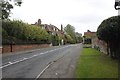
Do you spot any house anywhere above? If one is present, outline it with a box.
[33,19,65,45]
[84,30,96,38]
[83,30,96,44]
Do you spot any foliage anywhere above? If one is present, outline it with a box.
[1,0,22,20]
[64,34,74,44]
[97,16,120,59]
[64,24,82,44]
[75,32,82,43]
[51,34,60,46]
[2,20,51,45]
[64,24,76,43]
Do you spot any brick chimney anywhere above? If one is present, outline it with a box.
[38,19,41,26]
[61,24,63,31]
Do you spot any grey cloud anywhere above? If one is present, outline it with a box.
[62,14,104,24]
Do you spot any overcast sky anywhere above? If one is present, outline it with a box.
[11,0,118,35]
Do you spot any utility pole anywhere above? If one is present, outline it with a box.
[115,0,120,15]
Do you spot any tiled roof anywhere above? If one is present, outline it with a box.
[84,31,96,38]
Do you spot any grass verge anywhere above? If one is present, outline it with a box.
[75,48,118,78]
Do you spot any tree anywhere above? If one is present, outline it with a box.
[2,20,51,44]
[97,16,120,59]
[64,24,76,43]
[75,32,82,43]
[51,34,60,46]
[1,0,22,20]
[64,34,73,44]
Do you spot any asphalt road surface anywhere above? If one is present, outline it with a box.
[1,44,83,79]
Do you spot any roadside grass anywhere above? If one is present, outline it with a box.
[75,48,118,78]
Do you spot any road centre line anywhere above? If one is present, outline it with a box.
[1,46,70,69]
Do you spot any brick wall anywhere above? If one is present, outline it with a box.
[2,44,50,53]
[92,37,107,54]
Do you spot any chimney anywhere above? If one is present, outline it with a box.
[38,19,41,26]
[61,24,63,31]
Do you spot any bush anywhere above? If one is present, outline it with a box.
[51,35,60,46]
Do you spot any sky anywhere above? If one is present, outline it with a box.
[10,0,118,35]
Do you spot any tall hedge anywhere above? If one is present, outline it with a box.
[2,20,51,45]
[97,16,120,59]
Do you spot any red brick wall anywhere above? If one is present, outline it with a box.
[2,44,50,53]
[92,37,107,54]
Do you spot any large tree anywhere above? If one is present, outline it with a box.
[1,0,22,20]
[64,24,76,43]
[97,16,120,59]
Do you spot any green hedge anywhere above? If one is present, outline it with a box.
[2,20,51,45]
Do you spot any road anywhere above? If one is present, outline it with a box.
[1,44,83,79]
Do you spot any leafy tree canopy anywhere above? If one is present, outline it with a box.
[64,24,76,42]
[97,16,120,59]
[1,0,22,20]
[97,16,120,43]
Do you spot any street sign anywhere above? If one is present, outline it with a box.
[14,0,22,6]
[115,0,120,10]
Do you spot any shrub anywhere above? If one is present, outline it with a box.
[51,34,60,46]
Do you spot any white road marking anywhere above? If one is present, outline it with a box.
[49,50,54,52]
[0,63,11,69]
[40,53,44,54]
[8,62,13,64]
[44,51,48,53]
[23,58,28,60]
[35,52,67,79]
[1,45,71,69]
[35,63,52,80]
[33,55,37,57]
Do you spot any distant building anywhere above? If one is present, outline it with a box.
[83,30,96,44]
[84,30,96,38]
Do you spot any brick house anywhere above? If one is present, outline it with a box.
[83,30,96,44]
[84,30,96,38]
[33,19,65,45]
